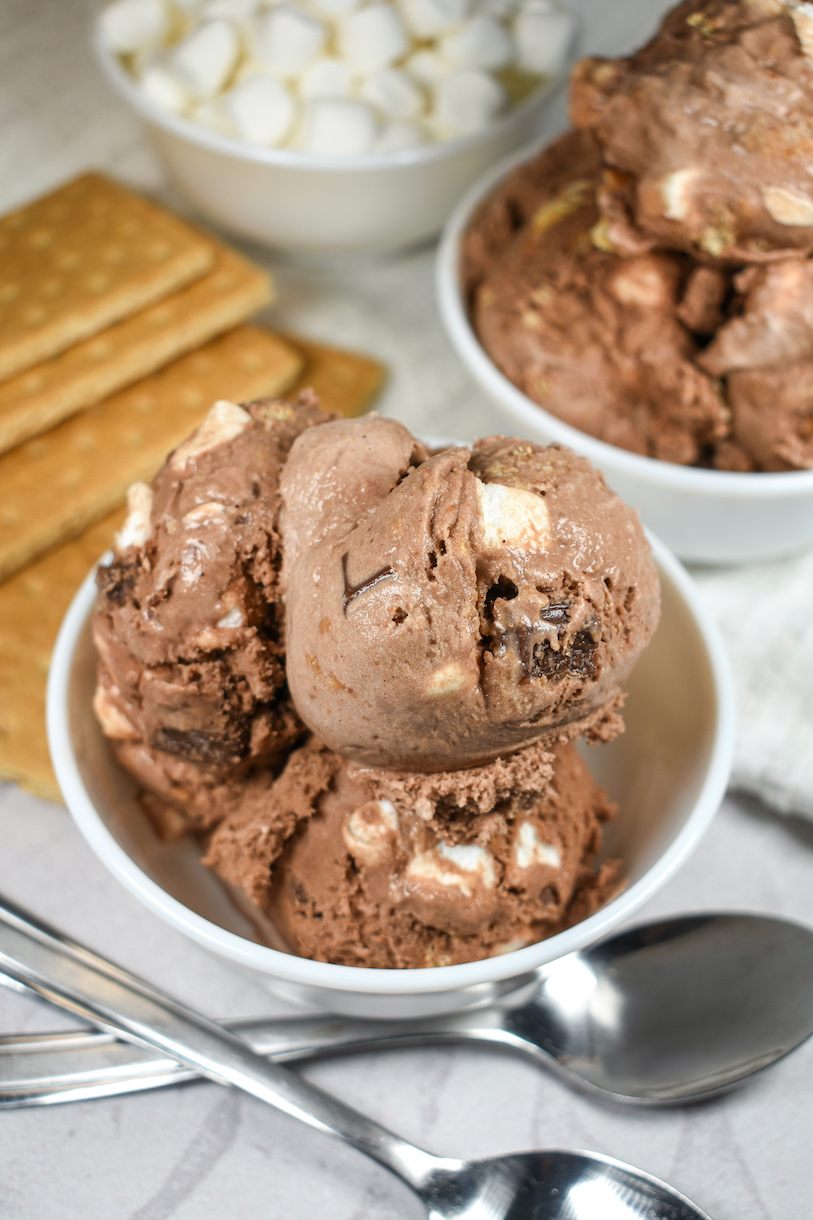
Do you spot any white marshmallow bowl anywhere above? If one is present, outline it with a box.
[48,530,735,1019]
[92,14,577,257]
[437,143,813,566]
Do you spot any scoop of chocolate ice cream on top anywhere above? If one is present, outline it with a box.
[570,0,813,262]
[93,392,328,798]
[281,415,660,773]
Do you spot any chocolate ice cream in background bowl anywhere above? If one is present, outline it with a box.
[92,0,578,257]
[437,0,813,565]
[47,395,734,1017]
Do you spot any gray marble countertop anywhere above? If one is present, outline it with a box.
[1,2,812,1217]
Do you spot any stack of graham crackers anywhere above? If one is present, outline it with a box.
[0,172,384,803]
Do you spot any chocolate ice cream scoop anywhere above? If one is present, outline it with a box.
[465,131,728,465]
[205,737,619,969]
[570,0,813,262]
[92,392,328,807]
[280,415,659,772]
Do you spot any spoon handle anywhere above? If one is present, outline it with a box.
[0,1008,491,1108]
[0,893,445,1192]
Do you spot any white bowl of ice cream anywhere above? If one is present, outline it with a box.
[46,406,734,1019]
[92,0,577,256]
[436,139,813,567]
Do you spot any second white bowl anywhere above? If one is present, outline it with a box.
[93,26,574,257]
[436,143,813,566]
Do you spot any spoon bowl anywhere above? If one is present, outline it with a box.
[418,1149,710,1219]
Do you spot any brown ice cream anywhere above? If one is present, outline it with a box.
[571,0,813,263]
[465,131,727,465]
[92,392,328,833]
[281,415,659,772]
[206,737,619,968]
[463,0,813,472]
[93,398,658,967]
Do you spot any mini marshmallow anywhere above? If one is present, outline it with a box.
[434,68,504,134]
[191,95,236,132]
[300,97,379,153]
[203,0,261,20]
[172,19,241,98]
[404,48,454,86]
[440,15,514,71]
[223,74,297,143]
[339,4,409,76]
[299,56,353,99]
[139,62,191,113]
[399,0,470,38]
[480,0,519,18]
[476,480,550,549]
[171,400,251,470]
[374,120,426,151]
[115,482,153,550]
[360,67,425,120]
[99,0,170,54]
[513,0,573,75]
[253,5,327,78]
[309,0,363,17]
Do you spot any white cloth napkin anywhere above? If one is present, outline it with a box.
[692,547,813,821]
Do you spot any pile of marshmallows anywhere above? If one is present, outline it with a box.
[100,0,573,155]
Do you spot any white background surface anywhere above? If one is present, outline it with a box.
[0,2,812,1217]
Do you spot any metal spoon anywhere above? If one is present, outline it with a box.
[0,893,711,1220]
[1,912,811,1109]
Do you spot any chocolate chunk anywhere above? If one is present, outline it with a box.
[153,726,244,766]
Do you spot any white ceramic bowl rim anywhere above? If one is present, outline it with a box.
[436,139,813,498]
[47,531,736,996]
[92,22,573,175]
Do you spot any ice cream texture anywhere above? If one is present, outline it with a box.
[464,0,813,471]
[281,414,659,770]
[93,392,327,831]
[93,399,659,965]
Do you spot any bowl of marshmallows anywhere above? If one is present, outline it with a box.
[94,0,576,254]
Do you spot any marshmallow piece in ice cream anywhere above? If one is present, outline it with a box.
[171,20,241,98]
[300,98,379,154]
[338,3,409,76]
[360,68,425,120]
[100,0,170,54]
[253,5,327,79]
[223,75,297,144]
[115,482,154,551]
[440,15,514,71]
[513,0,574,75]
[399,0,471,38]
[280,415,660,771]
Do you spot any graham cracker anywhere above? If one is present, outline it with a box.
[0,172,216,382]
[0,325,303,582]
[0,242,273,455]
[286,334,385,418]
[0,511,125,802]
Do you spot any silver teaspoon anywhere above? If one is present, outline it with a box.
[1,912,811,1109]
[0,893,710,1220]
